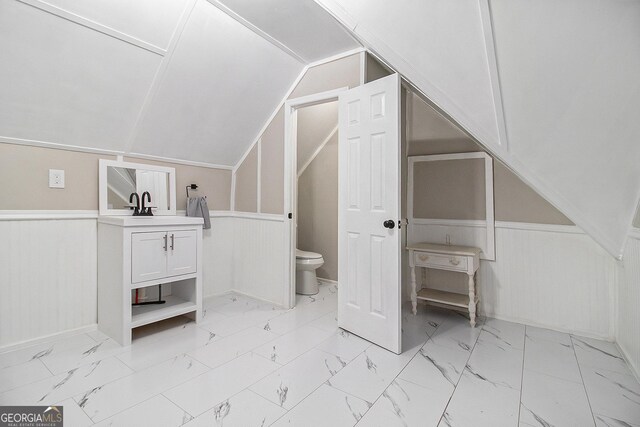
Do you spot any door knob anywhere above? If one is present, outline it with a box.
[383,219,395,229]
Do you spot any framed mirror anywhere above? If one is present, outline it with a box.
[99,159,176,216]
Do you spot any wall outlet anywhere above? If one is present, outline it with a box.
[49,169,65,188]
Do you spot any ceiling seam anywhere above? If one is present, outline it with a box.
[315,0,628,258]
[206,0,307,64]
[298,124,338,178]
[17,0,166,55]
[231,64,310,175]
[231,47,365,175]
[478,0,509,150]
[122,0,197,156]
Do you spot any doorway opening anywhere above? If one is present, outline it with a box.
[283,88,346,309]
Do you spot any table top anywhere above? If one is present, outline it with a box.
[406,242,482,257]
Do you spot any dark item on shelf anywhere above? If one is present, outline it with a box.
[132,284,166,306]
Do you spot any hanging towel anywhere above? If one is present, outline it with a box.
[187,196,211,229]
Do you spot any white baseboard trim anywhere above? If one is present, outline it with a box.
[203,289,286,310]
[228,289,286,309]
[202,290,234,301]
[616,342,640,384]
[318,278,338,286]
[0,324,98,354]
[480,310,613,342]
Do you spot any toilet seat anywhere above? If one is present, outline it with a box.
[296,249,323,260]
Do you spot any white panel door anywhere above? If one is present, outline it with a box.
[131,232,167,284]
[167,230,197,277]
[338,73,402,354]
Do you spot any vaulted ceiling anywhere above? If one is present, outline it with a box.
[315,0,640,258]
[1,0,639,258]
[0,0,358,166]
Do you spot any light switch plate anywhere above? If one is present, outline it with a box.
[49,169,65,188]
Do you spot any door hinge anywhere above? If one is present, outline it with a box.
[288,212,293,219]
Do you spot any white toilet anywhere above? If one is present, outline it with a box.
[296,249,324,295]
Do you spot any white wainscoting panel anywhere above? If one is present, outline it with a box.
[481,226,615,339]
[617,236,640,379]
[0,219,98,349]
[202,217,234,297]
[230,217,285,306]
[412,223,616,339]
[0,214,282,349]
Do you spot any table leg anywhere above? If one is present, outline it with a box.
[468,273,476,327]
[410,266,417,315]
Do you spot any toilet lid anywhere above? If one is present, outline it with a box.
[296,249,323,259]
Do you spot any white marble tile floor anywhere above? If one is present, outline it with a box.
[1,282,638,426]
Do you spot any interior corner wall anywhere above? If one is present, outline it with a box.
[234,144,258,213]
[297,132,339,281]
[616,235,640,380]
[260,107,285,215]
[365,52,392,83]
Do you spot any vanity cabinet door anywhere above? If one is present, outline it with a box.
[131,232,168,283]
[166,230,197,278]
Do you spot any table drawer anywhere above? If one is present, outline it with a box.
[414,252,467,271]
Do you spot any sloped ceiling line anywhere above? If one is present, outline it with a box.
[298,124,338,178]
[231,47,364,174]
[232,65,310,174]
[18,0,167,55]
[314,0,501,151]
[206,0,306,64]
[478,0,509,151]
[123,0,197,155]
[3,0,234,170]
[313,0,639,258]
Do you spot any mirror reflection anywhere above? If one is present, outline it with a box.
[106,167,170,211]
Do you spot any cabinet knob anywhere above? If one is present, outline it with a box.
[449,257,460,266]
[418,254,429,261]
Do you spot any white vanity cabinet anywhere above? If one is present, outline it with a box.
[98,216,204,345]
[131,230,197,283]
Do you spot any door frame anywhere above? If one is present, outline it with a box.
[282,87,348,309]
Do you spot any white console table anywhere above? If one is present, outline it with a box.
[407,242,481,327]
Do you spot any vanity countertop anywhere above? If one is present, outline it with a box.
[98,215,204,227]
